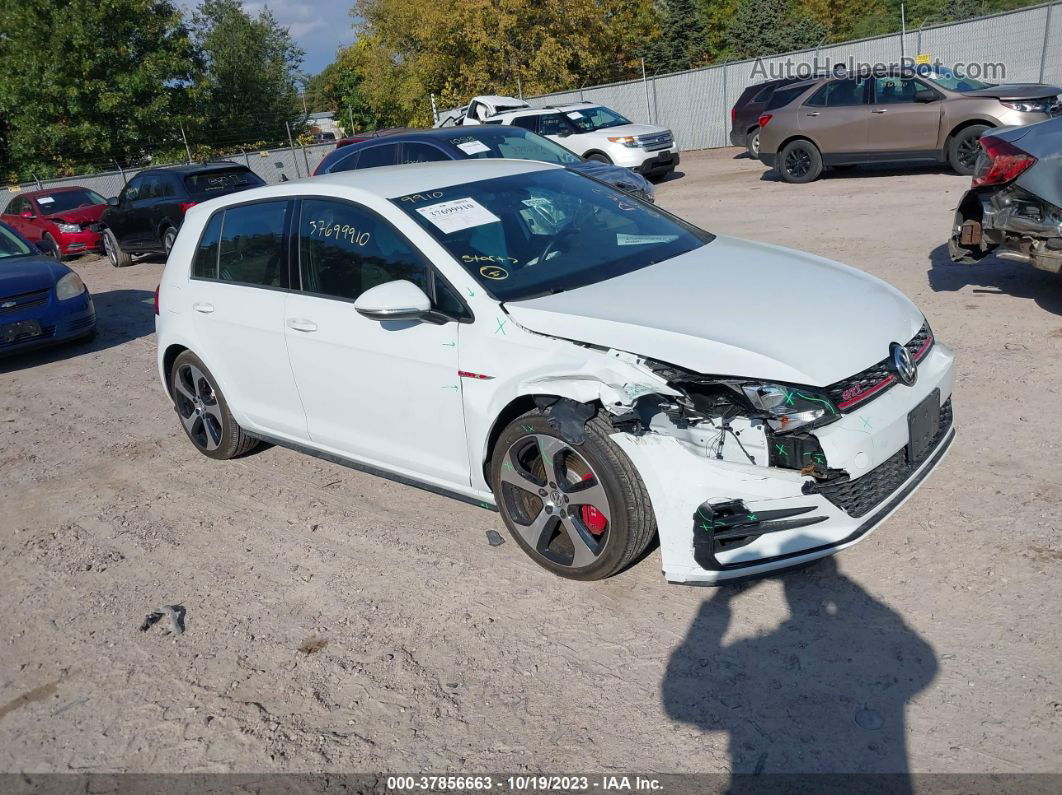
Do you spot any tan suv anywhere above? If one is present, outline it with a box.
[757,66,1062,183]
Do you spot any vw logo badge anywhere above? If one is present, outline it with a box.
[891,342,917,386]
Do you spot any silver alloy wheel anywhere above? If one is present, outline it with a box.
[163,228,176,255]
[173,363,224,451]
[103,231,116,265]
[750,131,760,156]
[498,433,612,568]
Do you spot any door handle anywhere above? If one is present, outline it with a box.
[286,318,318,332]
[872,109,888,114]
[192,302,214,314]
[805,112,820,117]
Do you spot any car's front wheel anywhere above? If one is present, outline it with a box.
[102,229,132,268]
[778,139,823,183]
[490,409,656,580]
[948,125,989,176]
[170,351,259,460]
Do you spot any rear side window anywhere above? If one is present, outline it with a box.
[327,151,360,173]
[183,168,264,199]
[356,144,398,169]
[192,212,224,279]
[510,116,540,133]
[752,83,778,103]
[766,84,812,110]
[192,200,290,288]
[805,78,869,107]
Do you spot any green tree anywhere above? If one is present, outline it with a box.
[0,0,200,180]
[645,0,709,73]
[190,0,306,148]
[724,0,828,60]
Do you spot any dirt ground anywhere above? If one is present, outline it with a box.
[1,148,1060,777]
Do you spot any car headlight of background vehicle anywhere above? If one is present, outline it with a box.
[741,383,839,433]
[607,135,640,148]
[56,222,81,234]
[1001,99,1051,113]
[55,272,86,300]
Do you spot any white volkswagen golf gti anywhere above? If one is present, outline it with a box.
[155,160,955,584]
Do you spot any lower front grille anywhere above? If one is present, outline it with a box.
[811,398,953,518]
[0,324,55,348]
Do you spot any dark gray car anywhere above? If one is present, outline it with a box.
[949,115,1062,274]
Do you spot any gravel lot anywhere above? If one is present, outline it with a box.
[1,148,1060,777]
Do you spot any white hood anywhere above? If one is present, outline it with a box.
[596,123,669,137]
[504,236,923,386]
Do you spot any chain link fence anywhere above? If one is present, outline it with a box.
[527,1,1062,152]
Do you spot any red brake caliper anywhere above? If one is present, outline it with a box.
[579,473,607,535]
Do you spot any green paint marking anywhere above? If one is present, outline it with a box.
[442,384,458,390]
[746,512,758,522]
[442,341,456,347]
[813,454,826,465]
[495,317,507,335]
[467,289,476,298]
[861,416,873,431]
[774,443,787,457]
[503,458,515,471]
[522,424,534,432]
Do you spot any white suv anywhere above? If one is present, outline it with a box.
[155,159,954,584]
[491,103,679,179]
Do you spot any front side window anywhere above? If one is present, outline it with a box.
[401,143,450,164]
[121,176,145,203]
[873,77,926,104]
[208,200,291,287]
[394,169,711,302]
[298,198,429,301]
[565,106,631,132]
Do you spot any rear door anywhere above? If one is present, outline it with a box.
[283,196,470,486]
[866,77,943,154]
[184,199,308,440]
[800,77,872,157]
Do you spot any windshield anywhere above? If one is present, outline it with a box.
[921,67,994,92]
[0,223,33,259]
[393,169,711,302]
[565,105,632,132]
[447,128,581,165]
[183,168,265,199]
[34,189,106,214]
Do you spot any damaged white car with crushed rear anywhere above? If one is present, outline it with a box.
[155,160,955,584]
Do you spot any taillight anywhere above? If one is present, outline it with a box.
[154,284,160,315]
[758,113,772,128]
[972,135,1036,187]
[731,107,737,122]
[179,201,197,213]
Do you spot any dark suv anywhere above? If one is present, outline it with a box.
[730,78,806,158]
[99,162,264,267]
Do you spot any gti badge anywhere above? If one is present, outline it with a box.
[891,342,917,386]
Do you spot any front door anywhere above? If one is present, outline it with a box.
[184,198,308,440]
[283,197,470,488]
[867,77,943,154]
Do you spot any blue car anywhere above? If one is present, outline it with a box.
[311,126,656,202]
[0,220,96,356]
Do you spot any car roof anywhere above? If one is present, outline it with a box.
[138,161,249,176]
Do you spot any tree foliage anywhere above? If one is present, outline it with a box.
[645,0,709,73]
[0,0,200,179]
[190,0,305,147]
[724,0,828,61]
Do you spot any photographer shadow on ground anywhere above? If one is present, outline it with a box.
[662,556,937,786]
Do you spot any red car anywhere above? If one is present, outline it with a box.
[1,186,109,259]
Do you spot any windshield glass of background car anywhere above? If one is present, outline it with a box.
[923,67,994,91]
[566,106,631,132]
[183,168,265,199]
[393,169,712,302]
[0,224,33,259]
[447,129,581,165]
[34,189,106,214]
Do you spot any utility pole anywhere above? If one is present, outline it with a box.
[348,107,355,135]
[900,2,907,61]
[642,58,652,125]
[285,121,300,179]
[179,122,193,163]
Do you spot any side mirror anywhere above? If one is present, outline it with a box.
[355,280,433,323]
[107,196,120,206]
[914,89,938,103]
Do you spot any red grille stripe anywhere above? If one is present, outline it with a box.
[837,374,896,410]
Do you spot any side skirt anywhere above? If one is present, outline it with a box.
[247,431,498,512]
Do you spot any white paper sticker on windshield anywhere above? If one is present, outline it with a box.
[616,233,678,246]
[456,140,491,155]
[37,196,54,204]
[417,198,500,234]
[566,111,584,119]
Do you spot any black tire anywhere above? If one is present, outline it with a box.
[745,129,761,159]
[585,152,612,164]
[170,351,259,460]
[948,124,989,176]
[778,139,823,183]
[162,226,177,256]
[490,408,656,580]
[42,233,62,260]
[102,228,132,268]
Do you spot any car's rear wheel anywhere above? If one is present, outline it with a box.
[162,226,177,256]
[170,351,259,460]
[586,152,612,164]
[745,129,761,159]
[778,140,823,183]
[102,229,132,268]
[490,409,656,580]
[948,124,989,175]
